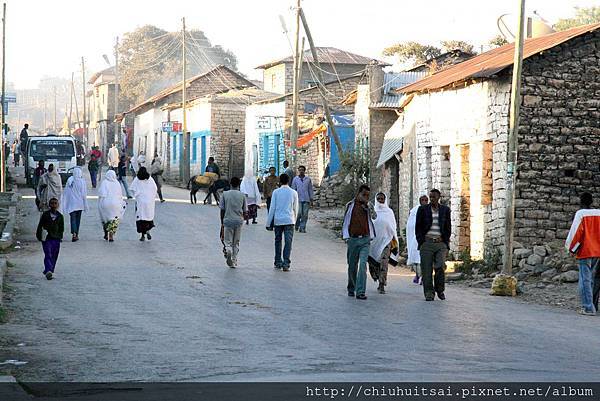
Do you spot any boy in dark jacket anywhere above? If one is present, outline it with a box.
[36,197,64,280]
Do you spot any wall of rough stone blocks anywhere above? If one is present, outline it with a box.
[210,101,247,179]
[515,30,600,247]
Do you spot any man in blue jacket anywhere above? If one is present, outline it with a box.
[415,189,451,301]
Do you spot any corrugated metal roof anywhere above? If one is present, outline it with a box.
[256,47,389,69]
[377,120,414,168]
[371,72,426,109]
[398,23,600,95]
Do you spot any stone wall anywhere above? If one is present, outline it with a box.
[296,135,326,186]
[515,30,600,247]
[210,101,247,179]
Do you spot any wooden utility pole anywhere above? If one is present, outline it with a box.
[502,0,526,277]
[82,57,87,146]
[68,72,74,133]
[290,0,301,166]
[1,3,5,193]
[299,8,343,154]
[114,36,120,149]
[181,17,190,183]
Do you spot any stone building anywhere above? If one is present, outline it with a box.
[376,23,600,261]
[123,65,255,181]
[87,66,117,155]
[245,73,364,180]
[257,47,385,95]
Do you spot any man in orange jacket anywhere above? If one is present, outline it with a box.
[565,192,600,316]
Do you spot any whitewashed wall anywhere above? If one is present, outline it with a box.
[244,101,286,175]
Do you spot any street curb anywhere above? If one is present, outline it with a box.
[0,257,7,306]
[0,190,19,251]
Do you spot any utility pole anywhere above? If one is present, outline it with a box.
[71,73,81,129]
[114,36,120,150]
[501,0,526,279]
[299,8,343,154]
[290,0,301,167]
[1,3,6,192]
[82,57,87,146]
[68,72,74,134]
[43,96,47,132]
[181,17,190,183]
[53,86,57,132]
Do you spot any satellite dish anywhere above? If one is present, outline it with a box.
[498,14,516,41]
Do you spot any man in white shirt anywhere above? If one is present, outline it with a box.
[107,143,120,170]
[266,173,299,271]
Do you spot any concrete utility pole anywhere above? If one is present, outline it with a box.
[502,0,526,277]
[82,57,87,145]
[71,73,81,130]
[181,17,190,183]
[1,3,5,193]
[290,0,301,167]
[43,96,47,132]
[68,72,74,133]
[299,8,343,154]
[114,36,120,149]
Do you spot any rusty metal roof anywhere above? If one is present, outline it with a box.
[256,47,389,69]
[397,23,600,95]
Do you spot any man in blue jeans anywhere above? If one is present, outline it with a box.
[266,173,299,272]
[291,165,314,233]
[342,185,377,300]
[566,192,600,316]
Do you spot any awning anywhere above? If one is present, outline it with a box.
[376,120,414,168]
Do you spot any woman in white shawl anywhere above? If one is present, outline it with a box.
[406,195,429,284]
[98,169,126,242]
[368,192,398,294]
[240,170,261,225]
[37,163,63,212]
[61,167,88,242]
[130,166,157,241]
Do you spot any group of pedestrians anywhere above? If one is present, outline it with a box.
[35,147,163,280]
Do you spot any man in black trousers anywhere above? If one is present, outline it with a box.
[415,189,451,301]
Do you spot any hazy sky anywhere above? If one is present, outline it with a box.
[6,0,600,89]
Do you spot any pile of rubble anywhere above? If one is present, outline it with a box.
[313,174,351,208]
[512,240,579,283]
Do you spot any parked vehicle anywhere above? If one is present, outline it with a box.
[25,134,77,185]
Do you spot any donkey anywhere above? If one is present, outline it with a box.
[187,176,230,205]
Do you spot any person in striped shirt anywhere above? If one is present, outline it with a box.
[565,192,600,316]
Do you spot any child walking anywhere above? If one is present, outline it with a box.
[36,197,64,280]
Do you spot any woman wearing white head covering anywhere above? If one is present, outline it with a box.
[37,163,63,212]
[98,169,126,242]
[406,194,429,284]
[240,170,261,225]
[61,167,88,242]
[130,167,157,241]
[368,192,398,294]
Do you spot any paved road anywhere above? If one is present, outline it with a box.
[1,172,600,381]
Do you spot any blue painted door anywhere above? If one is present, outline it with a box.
[200,136,207,170]
[329,126,355,174]
[259,131,285,175]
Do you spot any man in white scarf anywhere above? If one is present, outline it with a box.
[60,167,88,242]
[368,193,398,294]
[240,170,261,225]
[98,170,126,242]
[406,195,429,284]
[37,164,63,212]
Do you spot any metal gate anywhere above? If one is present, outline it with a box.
[328,125,355,175]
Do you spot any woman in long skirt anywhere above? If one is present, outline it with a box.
[60,167,88,242]
[37,163,63,212]
[98,170,126,242]
[130,167,157,241]
[368,193,398,294]
[240,170,261,225]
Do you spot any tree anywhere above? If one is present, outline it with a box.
[118,25,238,110]
[382,41,442,65]
[554,6,600,31]
[440,40,475,54]
[488,35,509,48]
